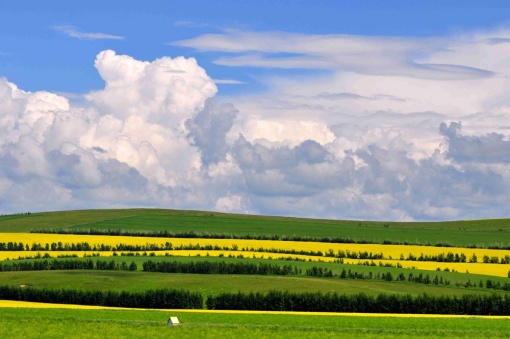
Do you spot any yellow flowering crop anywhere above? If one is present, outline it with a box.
[172,308,510,319]
[1,233,509,261]
[1,233,510,277]
[152,250,339,263]
[0,300,115,310]
[343,259,510,277]
[0,300,509,319]
[0,250,339,263]
[0,251,112,261]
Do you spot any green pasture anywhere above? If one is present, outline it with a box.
[1,208,510,333]
[0,307,508,338]
[2,209,510,247]
[9,254,510,286]
[0,269,506,298]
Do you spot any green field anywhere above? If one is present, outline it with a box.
[6,255,510,295]
[2,209,510,247]
[0,265,507,298]
[1,209,510,337]
[3,270,508,297]
[0,307,508,338]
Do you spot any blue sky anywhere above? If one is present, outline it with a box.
[1,1,510,220]
[2,1,509,93]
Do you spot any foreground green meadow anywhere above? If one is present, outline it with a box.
[1,209,510,337]
[0,306,509,338]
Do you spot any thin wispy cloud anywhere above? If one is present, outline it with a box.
[53,25,124,40]
[213,79,245,85]
[173,30,500,80]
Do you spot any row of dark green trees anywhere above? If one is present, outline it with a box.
[0,259,137,272]
[206,291,510,315]
[0,285,201,309]
[142,260,298,275]
[1,284,508,315]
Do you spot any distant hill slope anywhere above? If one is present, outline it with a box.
[0,209,509,247]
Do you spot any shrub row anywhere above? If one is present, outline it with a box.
[1,284,508,314]
[404,252,510,264]
[142,260,299,275]
[0,285,202,309]
[0,259,137,272]
[206,290,510,315]
[308,267,510,291]
[2,242,172,252]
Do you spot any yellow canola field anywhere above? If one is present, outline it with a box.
[342,259,510,277]
[0,246,508,276]
[0,251,112,261]
[1,300,509,319]
[0,250,339,263]
[1,233,509,262]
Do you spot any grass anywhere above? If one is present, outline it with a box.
[0,306,509,338]
[0,269,507,298]
[1,209,510,247]
[1,208,510,336]
[9,254,510,285]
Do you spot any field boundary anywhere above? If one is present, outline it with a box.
[1,300,509,319]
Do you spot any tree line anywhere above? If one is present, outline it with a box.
[1,284,508,314]
[0,259,137,272]
[0,285,202,309]
[142,260,299,275]
[306,267,510,292]
[206,290,510,315]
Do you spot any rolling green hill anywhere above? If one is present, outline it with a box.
[1,208,510,337]
[1,209,510,247]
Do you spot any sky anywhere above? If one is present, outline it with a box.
[1,1,510,221]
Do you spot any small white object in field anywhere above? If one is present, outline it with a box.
[167,317,180,326]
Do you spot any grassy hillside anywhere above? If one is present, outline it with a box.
[1,209,510,247]
[1,307,508,338]
[1,255,508,298]
[2,270,466,297]
[4,270,510,298]
[1,208,510,336]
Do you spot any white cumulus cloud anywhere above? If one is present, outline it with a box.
[1,38,510,221]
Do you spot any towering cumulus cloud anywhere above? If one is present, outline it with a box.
[0,51,218,212]
[0,49,509,221]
